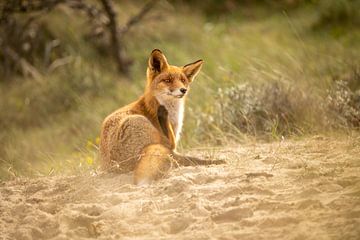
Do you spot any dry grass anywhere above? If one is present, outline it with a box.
[0,1,360,179]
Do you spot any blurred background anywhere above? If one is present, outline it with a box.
[0,0,359,180]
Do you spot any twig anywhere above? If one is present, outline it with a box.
[119,0,159,36]
[4,46,42,80]
[48,56,73,73]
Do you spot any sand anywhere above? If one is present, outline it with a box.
[1,137,359,240]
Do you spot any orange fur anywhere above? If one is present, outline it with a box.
[100,49,225,184]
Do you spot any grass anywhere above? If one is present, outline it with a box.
[0,2,359,180]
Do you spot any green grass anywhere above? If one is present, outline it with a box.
[0,2,359,180]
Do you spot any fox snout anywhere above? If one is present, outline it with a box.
[180,88,187,94]
[170,87,187,98]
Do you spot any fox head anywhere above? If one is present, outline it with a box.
[146,49,203,103]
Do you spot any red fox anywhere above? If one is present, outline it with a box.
[100,49,225,185]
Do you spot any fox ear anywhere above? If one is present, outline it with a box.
[148,49,169,74]
[183,60,203,82]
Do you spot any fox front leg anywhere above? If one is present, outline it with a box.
[157,105,176,149]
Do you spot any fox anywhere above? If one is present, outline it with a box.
[100,49,225,185]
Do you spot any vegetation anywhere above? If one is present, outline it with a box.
[0,0,359,179]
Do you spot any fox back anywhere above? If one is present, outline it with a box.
[100,49,206,182]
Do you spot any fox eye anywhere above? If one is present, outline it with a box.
[181,79,185,83]
[164,79,171,83]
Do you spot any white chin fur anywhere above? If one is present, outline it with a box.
[155,94,185,144]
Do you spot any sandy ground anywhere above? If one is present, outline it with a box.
[1,137,360,240]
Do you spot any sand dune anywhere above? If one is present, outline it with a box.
[1,137,359,240]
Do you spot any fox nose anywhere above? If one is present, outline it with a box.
[180,88,187,94]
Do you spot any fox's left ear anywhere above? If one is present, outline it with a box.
[148,49,169,74]
[183,59,203,82]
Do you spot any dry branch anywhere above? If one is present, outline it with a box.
[119,0,159,36]
[3,46,42,79]
[100,0,131,75]
[1,0,159,78]
[100,0,159,75]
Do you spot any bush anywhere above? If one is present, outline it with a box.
[195,68,360,144]
[326,74,360,129]
[197,81,313,141]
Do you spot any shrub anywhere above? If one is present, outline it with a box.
[326,75,360,129]
[195,68,360,144]
[197,81,313,141]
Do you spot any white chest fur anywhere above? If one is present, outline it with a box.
[156,97,184,142]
